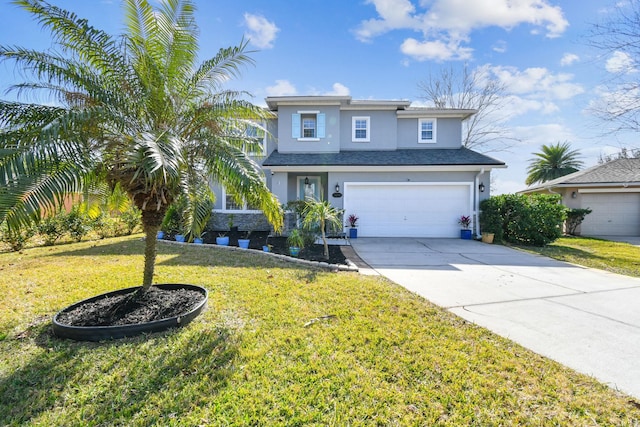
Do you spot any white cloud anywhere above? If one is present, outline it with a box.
[265,79,297,96]
[605,50,636,74]
[400,38,472,61]
[355,0,569,61]
[489,65,584,100]
[323,83,351,96]
[244,13,279,49]
[354,0,418,41]
[512,123,576,146]
[560,53,579,66]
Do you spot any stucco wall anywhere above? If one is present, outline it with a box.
[397,117,462,149]
[276,105,341,153]
[339,110,398,150]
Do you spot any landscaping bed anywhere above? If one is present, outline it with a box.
[170,231,349,265]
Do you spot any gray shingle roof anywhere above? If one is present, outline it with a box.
[522,158,640,191]
[262,148,505,167]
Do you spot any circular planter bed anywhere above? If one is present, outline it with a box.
[52,284,208,341]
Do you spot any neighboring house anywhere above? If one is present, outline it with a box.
[212,96,506,238]
[518,158,640,236]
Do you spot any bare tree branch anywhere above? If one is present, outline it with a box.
[588,1,640,134]
[418,64,518,153]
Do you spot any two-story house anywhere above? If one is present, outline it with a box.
[212,96,506,238]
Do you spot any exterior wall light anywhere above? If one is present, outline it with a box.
[479,182,485,193]
[333,182,343,198]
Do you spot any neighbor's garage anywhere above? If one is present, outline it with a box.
[580,192,640,236]
[344,182,473,238]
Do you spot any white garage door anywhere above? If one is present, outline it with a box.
[344,182,473,238]
[580,193,640,236]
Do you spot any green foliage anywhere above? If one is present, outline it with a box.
[302,198,344,258]
[63,207,91,242]
[36,213,66,245]
[161,204,184,236]
[526,141,583,186]
[0,222,35,251]
[286,228,305,248]
[566,208,592,235]
[0,0,283,287]
[119,205,141,235]
[480,194,567,246]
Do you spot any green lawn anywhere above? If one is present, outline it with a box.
[518,236,640,278]
[1,235,639,426]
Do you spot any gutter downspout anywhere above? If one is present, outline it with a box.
[474,168,485,239]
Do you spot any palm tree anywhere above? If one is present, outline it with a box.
[525,142,583,186]
[0,0,283,291]
[301,197,343,259]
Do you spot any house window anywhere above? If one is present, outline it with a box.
[352,116,370,142]
[292,112,326,140]
[302,115,316,138]
[223,189,260,212]
[418,118,437,143]
[224,191,244,211]
[245,122,266,156]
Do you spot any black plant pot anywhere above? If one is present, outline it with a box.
[52,284,208,341]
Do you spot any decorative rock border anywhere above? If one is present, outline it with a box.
[158,239,359,272]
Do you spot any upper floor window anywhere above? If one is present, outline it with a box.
[352,116,370,142]
[302,115,316,138]
[245,122,266,156]
[292,111,325,140]
[418,118,437,144]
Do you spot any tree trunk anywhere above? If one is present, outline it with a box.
[321,219,329,259]
[140,209,166,291]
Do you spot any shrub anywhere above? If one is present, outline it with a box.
[480,194,567,246]
[91,214,120,239]
[566,208,592,235]
[0,222,35,251]
[36,213,66,245]
[64,207,91,242]
[119,205,142,235]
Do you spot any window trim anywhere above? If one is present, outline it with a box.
[293,110,325,141]
[352,116,370,142]
[418,118,437,144]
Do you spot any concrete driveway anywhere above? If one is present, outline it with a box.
[350,237,640,399]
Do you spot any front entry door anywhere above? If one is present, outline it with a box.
[298,176,321,201]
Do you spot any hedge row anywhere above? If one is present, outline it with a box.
[480,194,567,246]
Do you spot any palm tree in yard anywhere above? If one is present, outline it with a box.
[525,141,583,186]
[302,197,343,260]
[0,0,283,291]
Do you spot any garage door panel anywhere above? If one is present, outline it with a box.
[581,193,640,236]
[345,183,472,238]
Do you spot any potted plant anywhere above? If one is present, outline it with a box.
[458,215,472,240]
[287,228,305,257]
[216,232,229,246]
[174,230,186,242]
[237,232,251,249]
[346,213,359,239]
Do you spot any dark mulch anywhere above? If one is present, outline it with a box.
[265,236,347,265]
[56,287,205,327]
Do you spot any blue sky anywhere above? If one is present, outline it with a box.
[0,0,634,193]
